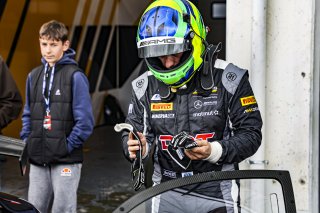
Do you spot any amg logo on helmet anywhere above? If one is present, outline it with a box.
[139,38,176,47]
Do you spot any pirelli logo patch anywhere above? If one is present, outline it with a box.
[240,96,256,106]
[151,103,173,111]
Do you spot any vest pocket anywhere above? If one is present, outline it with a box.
[45,131,68,162]
[27,135,42,162]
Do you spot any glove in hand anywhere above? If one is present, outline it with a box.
[171,131,198,150]
[167,131,198,170]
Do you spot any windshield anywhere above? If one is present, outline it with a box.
[114,170,296,213]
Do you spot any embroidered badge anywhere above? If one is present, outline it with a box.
[151,94,161,101]
[55,89,61,96]
[181,171,194,177]
[150,103,173,111]
[240,96,257,106]
[61,168,72,176]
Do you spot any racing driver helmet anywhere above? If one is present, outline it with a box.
[137,0,207,88]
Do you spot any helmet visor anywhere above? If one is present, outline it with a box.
[137,36,191,58]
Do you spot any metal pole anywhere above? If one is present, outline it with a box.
[249,0,267,212]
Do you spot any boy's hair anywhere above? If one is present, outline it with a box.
[39,20,68,42]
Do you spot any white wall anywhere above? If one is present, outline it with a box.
[311,0,320,211]
[226,0,252,70]
[227,0,315,212]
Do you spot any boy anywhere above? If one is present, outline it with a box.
[20,20,94,213]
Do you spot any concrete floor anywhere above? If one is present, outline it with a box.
[1,125,138,212]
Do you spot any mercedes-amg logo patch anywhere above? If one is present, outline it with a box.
[194,100,203,109]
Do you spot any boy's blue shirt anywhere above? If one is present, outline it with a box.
[20,48,94,153]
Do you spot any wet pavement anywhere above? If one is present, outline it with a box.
[1,125,138,212]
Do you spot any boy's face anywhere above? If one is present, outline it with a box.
[39,36,69,66]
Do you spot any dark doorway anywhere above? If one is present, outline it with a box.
[191,0,226,59]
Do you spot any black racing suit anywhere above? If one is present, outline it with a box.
[122,59,262,213]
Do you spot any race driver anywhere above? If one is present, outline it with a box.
[121,0,263,212]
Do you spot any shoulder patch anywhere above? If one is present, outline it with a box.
[222,63,247,95]
[132,71,149,100]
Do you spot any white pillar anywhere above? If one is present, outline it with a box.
[248,0,267,212]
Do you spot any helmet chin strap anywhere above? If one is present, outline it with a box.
[185,18,222,90]
[158,80,176,102]
[200,42,222,90]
